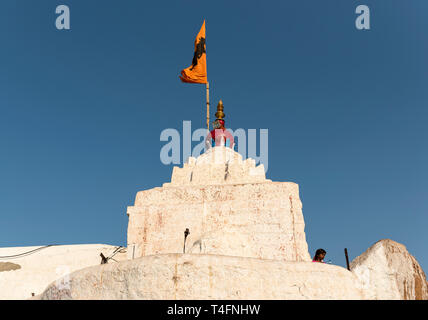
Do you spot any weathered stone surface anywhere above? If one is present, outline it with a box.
[0,244,127,300]
[351,239,428,300]
[127,147,311,262]
[40,254,365,300]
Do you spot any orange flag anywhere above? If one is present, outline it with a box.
[179,21,207,84]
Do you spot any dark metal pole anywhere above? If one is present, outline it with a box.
[344,248,350,271]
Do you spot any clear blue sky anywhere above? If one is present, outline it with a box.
[0,1,427,271]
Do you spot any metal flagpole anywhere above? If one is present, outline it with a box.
[206,82,210,131]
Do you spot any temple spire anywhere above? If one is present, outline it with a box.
[215,100,225,120]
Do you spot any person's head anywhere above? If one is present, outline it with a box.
[314,248,326,261]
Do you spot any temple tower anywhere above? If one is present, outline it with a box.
[126,146,311,262]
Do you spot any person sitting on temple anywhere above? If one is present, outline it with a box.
[205,100,235,149]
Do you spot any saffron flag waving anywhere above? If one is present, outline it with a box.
[179,20,207,84]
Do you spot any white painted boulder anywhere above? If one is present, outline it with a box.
[351,239,428,300]
[40,254,365,300]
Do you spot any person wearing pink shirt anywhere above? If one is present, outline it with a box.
[205,100,235,149]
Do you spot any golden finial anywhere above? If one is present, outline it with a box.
[215,100,225,120]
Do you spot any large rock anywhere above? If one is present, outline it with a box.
[351,239,428,300]
[40,253,365,300]
[127,146,311,262]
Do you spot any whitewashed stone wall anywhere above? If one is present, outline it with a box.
[127,147,311,262]
[166,146,268,186]
[0,244,126,300]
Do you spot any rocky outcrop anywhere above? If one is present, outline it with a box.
[350,239,428,300]
[166,146,268,186]
[40,253,365,300]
